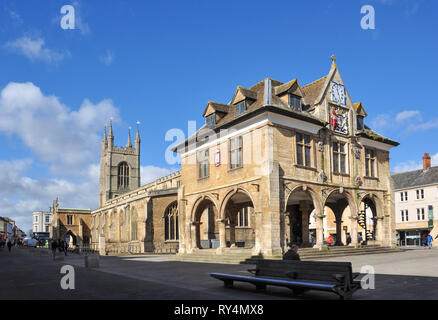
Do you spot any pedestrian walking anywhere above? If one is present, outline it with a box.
[51,239,58,260]
[63,240,68,256]
[327,235,334,246]
[6,238,12,253]
[427,234,433,249]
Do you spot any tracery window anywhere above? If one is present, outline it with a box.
[118,162,129,189]
[164,202,178,241]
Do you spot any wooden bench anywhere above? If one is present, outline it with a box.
[210,260,361,300]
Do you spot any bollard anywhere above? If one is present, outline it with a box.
[84,254,100,268]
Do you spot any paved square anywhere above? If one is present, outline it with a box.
[1,247,437,300]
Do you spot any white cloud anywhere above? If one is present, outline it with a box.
[395,110,421,122]
[8,10,23,25]
[0,82,119,174]
[392,152,438,173]
[4,36,70,64]
[141,166,173,185]
[100,50,114,66]
[0,82,177,233]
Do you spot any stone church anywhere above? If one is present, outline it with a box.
[90,56,399,258]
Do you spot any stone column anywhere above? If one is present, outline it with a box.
[229,223,236,247]
[217,219,227,251]
[300,201,311,247]
[335,218,343,246]
[315,212,324,248]
[350,216,358,246]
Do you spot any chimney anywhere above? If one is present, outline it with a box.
[423,153,431,171]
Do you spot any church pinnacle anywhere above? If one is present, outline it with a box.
[127,127,133,148]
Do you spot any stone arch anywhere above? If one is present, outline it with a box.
[190,194,220,223]
[358,192,384,243]
[284,184,323,214]
[284,184,323,248]
[323,188,359,246]
[219,187,256,221]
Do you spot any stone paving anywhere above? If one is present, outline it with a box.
[1,246,438,300]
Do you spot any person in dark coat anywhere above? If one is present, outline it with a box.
[6,238,12,252]
[283,244,300,261]
[51,239,58,260]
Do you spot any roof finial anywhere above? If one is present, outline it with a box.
[331,54,336,62]
[127,126,133,148]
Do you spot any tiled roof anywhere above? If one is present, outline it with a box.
[302,76,327,106]
[392,166,438,190]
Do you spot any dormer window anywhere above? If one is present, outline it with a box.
[206,114,216,128]
[235,101,246,116]
[289,94,302,111]
[357,115,364,131]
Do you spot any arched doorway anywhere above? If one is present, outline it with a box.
[222,190,255,248]
[285,187,316,247]
[64,230,77,247]
[193,197,219,249]
[324,190,356,246]
[359,196,378,244]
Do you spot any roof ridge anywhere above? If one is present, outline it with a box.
[303,75,327,88]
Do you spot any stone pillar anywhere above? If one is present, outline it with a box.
[229,223,236,247]
[217,219,226,250]
[335,218,343,246]
[350,216,358,246]
[315,212,324,248]
[300,201,311,247]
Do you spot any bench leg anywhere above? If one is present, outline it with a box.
[255,284,266,291]
[223,280,234,288]
[291,288,306,296]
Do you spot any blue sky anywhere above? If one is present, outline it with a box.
[0,0,437,233]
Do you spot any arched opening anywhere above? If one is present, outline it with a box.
[285,187,316,248]
[223,191,255,248]
[64,230,77,247]
[324,190,355,246]
[117,162,130,189]
[359,196,378,244]
[164,202,179,241]
[193,198,218,249]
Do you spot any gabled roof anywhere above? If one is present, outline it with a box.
[302,76,327,107]
[202,101,229,117]
[274,79,301,96]
[231,86,258,104]
[354,102,368,117]
[392,166,438,190]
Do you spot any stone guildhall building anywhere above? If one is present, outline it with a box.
[88,56,399,259]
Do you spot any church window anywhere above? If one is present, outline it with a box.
[289,94,302,111]
[333,142,347,174]
[365,148,376,177]
[235,101,246,116]
[237,207,249,227]
[118,162,129,189]
[67,215,73,225]
[230,136,243,169]
[164,202,178,241]
[296,132,312,167]
[206,114,216,128]
[198,149,209,179]
[357,115,364,131]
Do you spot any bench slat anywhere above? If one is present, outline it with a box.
[210,273,336,289]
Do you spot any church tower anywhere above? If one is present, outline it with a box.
[99,121,141,207]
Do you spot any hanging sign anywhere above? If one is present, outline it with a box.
[215,150,221,167]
